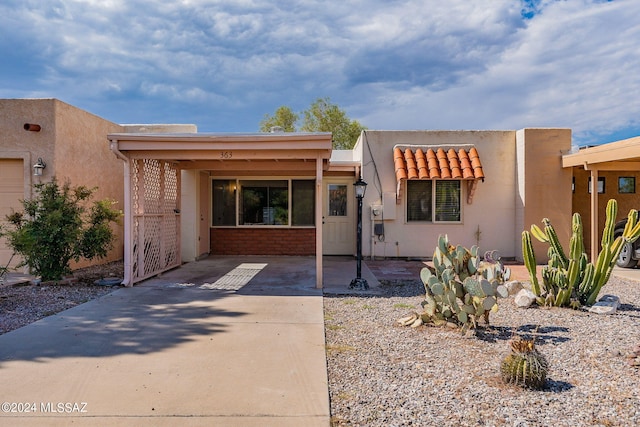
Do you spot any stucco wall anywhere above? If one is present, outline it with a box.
[359,130,517,259]
[516,128,573,261]
[0,99,125,269]
[0,99,57,195]
[358,129,572,261]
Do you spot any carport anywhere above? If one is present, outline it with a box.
[108,132,335,288]
[562,135,640,261]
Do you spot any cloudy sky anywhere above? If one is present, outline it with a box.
[1,0,638,146]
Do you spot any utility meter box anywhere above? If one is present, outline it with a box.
[370,193,397,220]
[371,205,383,220]
[382,192,396,220]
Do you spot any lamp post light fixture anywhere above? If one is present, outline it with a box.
[350,176,369,290]
[33,157,46,176]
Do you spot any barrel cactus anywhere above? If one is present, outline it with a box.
[501,336,548,389]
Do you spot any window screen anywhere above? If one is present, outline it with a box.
[435,181,461,222]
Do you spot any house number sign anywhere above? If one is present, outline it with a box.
[220,151,233,159]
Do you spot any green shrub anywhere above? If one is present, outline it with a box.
[0,179,122,281]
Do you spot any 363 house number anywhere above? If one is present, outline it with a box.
[220,151,233,159]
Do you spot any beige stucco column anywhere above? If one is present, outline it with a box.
[589,167,599,263]
[315,155,323,288]
[109,140,133,286]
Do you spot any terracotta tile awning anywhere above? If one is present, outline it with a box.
[394,146,485,181]
[393,145,485,204]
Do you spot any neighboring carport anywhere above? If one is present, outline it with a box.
[108,132,333,288]
[562,136,640,262]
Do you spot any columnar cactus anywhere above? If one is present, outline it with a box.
[522,199,640,307]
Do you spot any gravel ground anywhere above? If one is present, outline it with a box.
[0,261,122,335]
[324,276,640,427]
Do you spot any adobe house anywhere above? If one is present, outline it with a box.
[2,99,581,290]
[0,98,125,269]
[108,127,574,288]
[0,98,194,270]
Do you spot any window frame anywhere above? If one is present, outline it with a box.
[405,179,463,224]
[618,176,636,194]
[211,177,316,228]
[588,176,605,194]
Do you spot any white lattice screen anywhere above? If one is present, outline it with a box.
[130,159,180,283]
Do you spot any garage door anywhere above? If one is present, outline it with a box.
[0,159,24,268]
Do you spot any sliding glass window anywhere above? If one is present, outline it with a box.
[212,179,315,226]
[406,180,462,223]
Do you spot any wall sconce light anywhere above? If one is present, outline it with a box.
[33,158,46,176]
[24,123,41,132]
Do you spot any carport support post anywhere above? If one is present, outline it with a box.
[315,156,323,288]
[589,167,599,263]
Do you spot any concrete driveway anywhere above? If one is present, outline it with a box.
[0,256,375,426]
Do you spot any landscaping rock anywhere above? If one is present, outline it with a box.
[505,280,523,296]
[514,289,536,308]
[587,294,620,314]
[597,294,620,308]
[588,301,618,315]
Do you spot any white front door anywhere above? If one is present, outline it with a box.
[322,179,355,255]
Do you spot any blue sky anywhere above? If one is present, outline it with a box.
[1,0,638,146]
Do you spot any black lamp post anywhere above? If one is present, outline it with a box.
[350,177,369,290]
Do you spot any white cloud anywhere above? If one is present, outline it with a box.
[0,0,638,143]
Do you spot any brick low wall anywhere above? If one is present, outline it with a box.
[210,228,316,255]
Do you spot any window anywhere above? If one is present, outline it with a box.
[328,184,347,216]
[406,180,461,223]
[435,181,461,221]
[407,180,432,221]
[212,179,315,226]
[212,180,236,226]
[618,177,635,194]
[240,180,288,225]
[292,180,315,225]
[588,177,605,194]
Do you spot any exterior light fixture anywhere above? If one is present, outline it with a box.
[350,176,369,290]
[33,158,46,176]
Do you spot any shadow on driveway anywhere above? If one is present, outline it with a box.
[0,285,247,365]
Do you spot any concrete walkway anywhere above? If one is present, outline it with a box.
[0,256,377,426]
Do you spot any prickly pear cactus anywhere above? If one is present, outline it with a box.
[399,235,509,331]
[500,336,548,389]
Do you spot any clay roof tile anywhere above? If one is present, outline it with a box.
[393,146,485,183]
